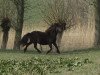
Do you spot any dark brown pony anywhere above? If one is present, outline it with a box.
[20,23,66,54]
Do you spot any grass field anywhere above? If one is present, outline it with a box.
[0,48,100,75]
[0,1,98,74]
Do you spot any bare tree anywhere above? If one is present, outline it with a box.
[0,0,17,49]
[10,0,25,50]
[86,0,100,46]
[40,0,88,48]
[0,18,11,49]
[94,0,100,46]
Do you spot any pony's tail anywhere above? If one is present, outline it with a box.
[20,33,31,45]
[26,33,31,43]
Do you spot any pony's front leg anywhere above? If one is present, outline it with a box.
[24,43,32,53]
[53,43,60,54]
[46,44,52,54]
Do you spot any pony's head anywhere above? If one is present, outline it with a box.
[19,33,31,47]
[54,22,66,32]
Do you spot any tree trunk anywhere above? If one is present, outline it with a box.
[13,27,23,50]
[56,31,64,49]
[13,11,24,50]
[13,0,24,50]
[95,0,100,46]
[1,31,9,49]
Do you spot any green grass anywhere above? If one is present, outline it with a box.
[0,48,100,75]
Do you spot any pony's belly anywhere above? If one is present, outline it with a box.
[38,39,50,45]
[39,42,49,45]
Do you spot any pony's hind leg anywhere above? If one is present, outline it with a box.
[34,43,41,53]
[24,42,32,53]
[46,44,52,54]
[53,43,60,54]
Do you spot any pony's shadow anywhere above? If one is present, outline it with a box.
[0,47,99,55]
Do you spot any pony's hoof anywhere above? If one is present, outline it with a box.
[39,52,41,53]
[57,51,60,54]
[38,51,41,53]
[46,51,50,54]
[24,49,26,53]
[46,52,48,54]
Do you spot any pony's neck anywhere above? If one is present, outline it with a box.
[46,29,58,38]
[45,25,59,38]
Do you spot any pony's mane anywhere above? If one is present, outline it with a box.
[45,23,59,33]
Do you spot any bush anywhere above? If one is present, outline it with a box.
[0,57,92,75]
